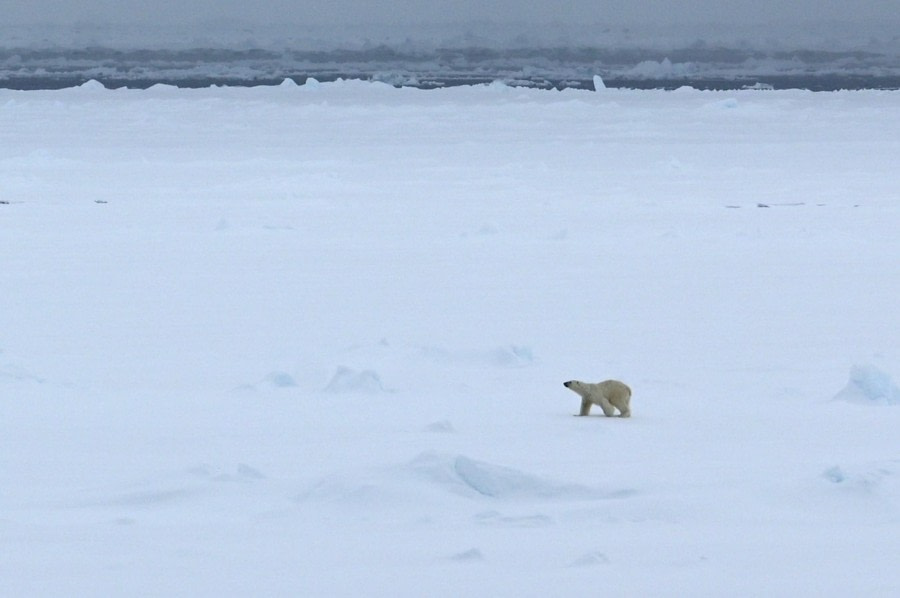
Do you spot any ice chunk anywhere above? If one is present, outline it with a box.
[627,57,690,78]
[592,74,606,91]
[833,365,900,405]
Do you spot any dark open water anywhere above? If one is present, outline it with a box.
[2,47,899,91]
[7,74,900,92]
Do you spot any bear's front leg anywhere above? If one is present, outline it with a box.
[578,397,592,416]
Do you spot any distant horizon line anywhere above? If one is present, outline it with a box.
[5,17,900,29]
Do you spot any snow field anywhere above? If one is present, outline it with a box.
[2,80,900,596]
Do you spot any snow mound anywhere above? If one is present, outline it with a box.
[833,365,900,405]
[570,551,611,567]
[74,464,267,509]
[261,371,298,389]
[146,83,178,93]
[236,370,298,392]
[0,360,47,385]
[297,476,395,505]
[704,97,740,110]
[418,344,535,368]
[452,456,569,498]
[459,223,499,238]
[408,452,616,500]
[187,463,267,482]
[91,488,198,508]
[822,461,899,495]
[301,453,631,506]
[448,548,485,562]
[324,366,385,393]
[489,345,534,367]
[78,79,106,91]
[424,420,456,433]
[473,510,554,527]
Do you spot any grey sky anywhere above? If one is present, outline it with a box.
[2,0,897,27]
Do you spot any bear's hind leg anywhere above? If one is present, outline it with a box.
[598,397,617,417]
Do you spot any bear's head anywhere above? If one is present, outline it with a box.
[563,380,586,393]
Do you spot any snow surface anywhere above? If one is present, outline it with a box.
[2,80,900,596]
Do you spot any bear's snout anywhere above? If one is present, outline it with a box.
[563,381,572,388]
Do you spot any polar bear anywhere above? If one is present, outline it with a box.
[564,379,631,417]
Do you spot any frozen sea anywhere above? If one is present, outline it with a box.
[2,77,900,595]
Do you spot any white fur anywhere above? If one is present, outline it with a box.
[564,379,631,418]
